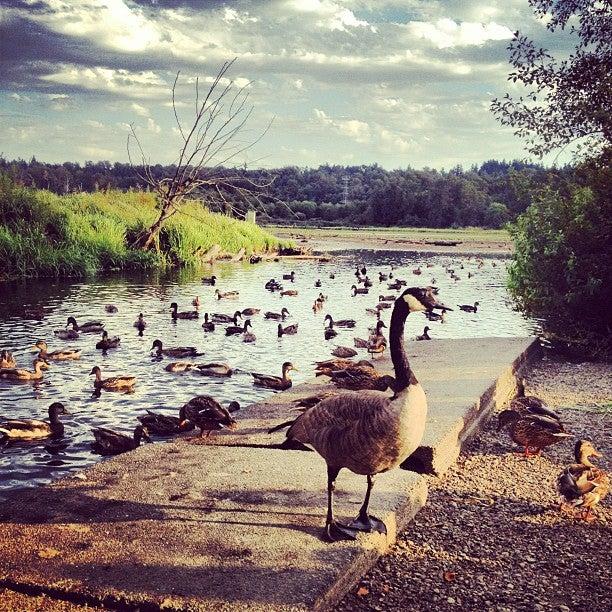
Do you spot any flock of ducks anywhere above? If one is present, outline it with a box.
[1,257,607,540]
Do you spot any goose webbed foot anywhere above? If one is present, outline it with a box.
[347,513,387,535]
[325,515,387,541]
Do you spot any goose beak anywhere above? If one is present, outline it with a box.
[432,299,453,311]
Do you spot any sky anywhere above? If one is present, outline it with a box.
[0,0,574,170]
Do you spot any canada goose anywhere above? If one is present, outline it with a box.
[281,290,298,297]
[179,396,240,437]
[193,362,233,378]
[265,308,289,321]
[278,323,299,337]
[497,409,571,456]
[0,350,16,368]
[215,289,239,300]
[96,331,121,350]
[90,366,136,391]
[151,339,199,358]
[242,307,260,316]
[33,340,81,361]
[137,410,194,435]
[0,358,47,381]
[351,285,369,296]
[331,346,358,358]
[282,271,295,281]
[282,286,450,540]
[416,326,431,341]
[202,313,215,332]
[133,313,147,334]
[202,275,217,285]
[92,425,150,455]
[458,301,479,313]
[192,296,201,309]
[252,362,296,390]
[105,304,118,313]
[211,310,242,324]
[226,320,252,336]
[170,302,199,320]
[557,440,609,520]
[0,402,69,440]
[66,316,104,333]
[325,314,356,328]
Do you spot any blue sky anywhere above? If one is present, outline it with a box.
[0,0,573,169]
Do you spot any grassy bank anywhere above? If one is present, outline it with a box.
[0,176,284,280]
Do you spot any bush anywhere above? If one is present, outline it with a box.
[508,177,611,359]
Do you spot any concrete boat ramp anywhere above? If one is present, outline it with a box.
[0,337,538,611]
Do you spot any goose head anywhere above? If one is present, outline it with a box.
[400,287,452,313]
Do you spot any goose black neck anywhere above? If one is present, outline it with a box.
[389,300,417,391]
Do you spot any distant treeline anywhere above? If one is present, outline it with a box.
[0,157,575,229]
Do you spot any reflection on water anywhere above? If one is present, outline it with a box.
[0,249,536,498]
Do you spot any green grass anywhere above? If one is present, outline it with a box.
[0,176,285,280]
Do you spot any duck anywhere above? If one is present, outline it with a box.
[329,273,336,279]
[105,304,118,313]
[202,313,216,332]
[243,329,257,343]
[363,277,373,288]
[242,307,260,316]
[90,366,136,391]
[265,279,283,292]
[367,336,387,358]
[91,425,151,455]
[202,275,217,285]
[193,362,233,377]
[413,267,422,275]
[33,340,81,361]
[317,293,328,303]
[133,313,147,334]
[192,296,201,309]
[265,308,290,321]
[137,410,194,436]
[96,331,121,350]
[378,272,388,282]
[215,289,239,300]
[281,290,298,297]
[331,346,358,358]
[252,362,296,390]
[351,285,369,296]
[282,271,295,282]
[315,279,322,288]
[377,302,392,310]
[355,321,386,348]
[315,358,373,376]
[164,361,197,373]
[278,323,299,337]
[557,440,609,520]
[226,320,253,336]
[170,302,199,320]
[416,326,431,341]
[0,350,16,368]
[510,396,562,423]
[387,281,402,291]
[0,402,69,440]
[313,300,323,314]
[379,294,395,302]
[151,339,200,358]
[425,311,445,322]
[497,408,571,456]
[327,365,396,392]
[211,310,242,324]
[281,286,450,540]
[0,358,47,381]
[325,314,356,329]
[66,316,104,334]
[458,301,479,313]
[179,396,240,438]
[324,323,338,340]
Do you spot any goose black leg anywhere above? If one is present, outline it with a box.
[347,474,387,535]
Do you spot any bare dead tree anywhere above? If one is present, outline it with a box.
[127,59,275,251]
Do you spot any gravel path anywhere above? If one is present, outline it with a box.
[337,358,612,612]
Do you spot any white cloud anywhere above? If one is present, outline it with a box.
[8,92,31,102]
[78,145,116,159]
[84,120,104,129]
[130,102,149,117]
[146,117,161,134]
[406,18,513,48]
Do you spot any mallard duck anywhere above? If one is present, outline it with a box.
[164,361,196,372]
[226,319,252,336]
[282,271,295,281]
[151,339,200,358]
[282,286,450,540]
[367,337,387,357]
[413,267,422,275]
[378,272,388,282]
[281,290,298,297]
[0,350,16,368]
[351,285,369,296]
[215,289,239,300]
[133,313,147,334]
[252,362,296,390]
[90,366,136,391]
[92,425,150,455]
[315,358,373,376]
[105,304,118,313]
[211,310,242,324]
[416,326,431,341]
[193,362,233,377]
[364,277,373,288]
[0,402,69,440]
[355,321,386,348]
[497,409,571,456]
[243,330,257,343]
[325,314,356,329]
[96,331,121,350]
[510,396,562,422]
[388,281,402,291]
[202,313,216,332]
[328,365,396,392]
[313,300,324,314]
[265,278,283,291]
[202,275,217,285]
[377,302,392,310]
[33,340,81,361]
[242,307,260,316]
[179,395,240,437]
[0,358,47,381]
[66,316,104,333]
[425,311,445,322]
[379,294,395,302]
[458,301,479,313]
[315,279,322,288]
[329,273,336,279]
[137,410,194,435]
[192,296,201,309]
[318,293,328,303]
[331,346,357,358]
[265,308,290,321]
[278,323,299,337]
[557,440,609,520]
[170,302,199,320]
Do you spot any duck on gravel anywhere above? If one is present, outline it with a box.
[170,302,199,320]
[151,339,200,358]
[34,340,81,360]
[314,358,373,376]
[137,410,194,436]
[179,396,240,438]
[252,361,296,390]
[92,425,151,455]
[0,402,69,441]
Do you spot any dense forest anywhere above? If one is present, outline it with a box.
[0,157,574,229]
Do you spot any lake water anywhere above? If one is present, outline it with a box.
[0,249,536,499]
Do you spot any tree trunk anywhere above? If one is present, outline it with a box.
[131,203,175,250]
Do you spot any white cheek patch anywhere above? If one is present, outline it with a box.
[404,293,425,312]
